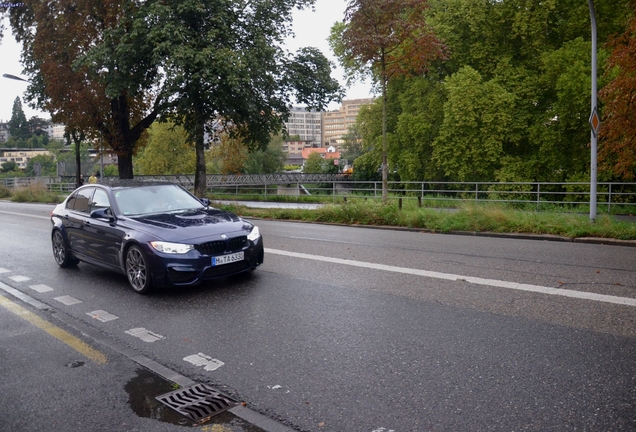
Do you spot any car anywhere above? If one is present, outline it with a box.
[50,181,264,294]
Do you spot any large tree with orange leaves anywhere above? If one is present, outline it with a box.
[599,5,636,180]
[330,0,445,203]
[7,0,162,179]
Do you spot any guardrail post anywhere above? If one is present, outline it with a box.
[608,183,612,214]
[418,196,422,208]
[537,183,540,211]
[399,197,402,210]
[475,183,478,201]
[264,182,267,198]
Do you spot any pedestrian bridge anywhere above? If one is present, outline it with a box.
[137,173,352,187]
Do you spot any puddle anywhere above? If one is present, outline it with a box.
[125,368,193,426]
[125,368,266,431]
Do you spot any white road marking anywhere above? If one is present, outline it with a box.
[9,275,30,282]
[0,268,10,274]
[183,353,224,371]
[125,327,165,343]
[87,310,119,322]
[265,248,636,307]
[0,210,50,220]
[54,295,82,306]
[30,284,54,293]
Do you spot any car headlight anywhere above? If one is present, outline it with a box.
[150,241,194,254]
[247,226,261,242]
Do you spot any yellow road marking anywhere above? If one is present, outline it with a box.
[0,294,107,365]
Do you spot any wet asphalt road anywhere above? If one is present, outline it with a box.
[0,201,635,431]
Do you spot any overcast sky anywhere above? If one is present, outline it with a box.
[0,0,372,123]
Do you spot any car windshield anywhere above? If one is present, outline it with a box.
[113,185,204,216]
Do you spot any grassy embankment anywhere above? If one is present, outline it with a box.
[2,183,634,240]
[216,198,636,241]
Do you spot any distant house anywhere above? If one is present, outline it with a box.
[0,149,51,170]
[301,146,341,161]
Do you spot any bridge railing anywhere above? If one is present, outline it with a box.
[2,175,635,213]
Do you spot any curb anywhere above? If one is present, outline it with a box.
[244,217,636,248]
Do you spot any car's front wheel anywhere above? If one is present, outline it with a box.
[125,245,153,294]
[52,230,79,267]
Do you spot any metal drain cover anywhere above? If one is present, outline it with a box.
[155,383,238,424]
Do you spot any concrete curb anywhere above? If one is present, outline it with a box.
[245,217,636,248]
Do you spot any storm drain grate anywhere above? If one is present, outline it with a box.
[155,383,238,424]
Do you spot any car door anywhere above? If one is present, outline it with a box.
[83,188,126,268]
[65,187,95,258]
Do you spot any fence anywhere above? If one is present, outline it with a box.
[2,176,635,213]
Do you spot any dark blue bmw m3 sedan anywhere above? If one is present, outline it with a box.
[50,182,264,293]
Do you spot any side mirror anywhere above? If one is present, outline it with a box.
[90,207,114,220]
[199,198,210,207]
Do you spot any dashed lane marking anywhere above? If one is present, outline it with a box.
[9,275,30,282]
[125,327,166,342]
[87,310,119,322]
[54,295,82,306]
[0,294,107,364]
[184,353,224,371]
[265,248,636,308]
[30,284,54,293]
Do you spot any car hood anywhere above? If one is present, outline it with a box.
[124,208,253,243]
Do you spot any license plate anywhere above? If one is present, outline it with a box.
[212,251,244,266]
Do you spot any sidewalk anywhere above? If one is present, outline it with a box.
[0,282,291,432]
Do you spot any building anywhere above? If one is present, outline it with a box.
[44,123,66,141]
[0,149,51,170]
[321,98,373,149]
[284,107,322,147]
[301,146,341,161]
[0,122,9,143]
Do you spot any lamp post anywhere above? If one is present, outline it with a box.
[588,0,600,222]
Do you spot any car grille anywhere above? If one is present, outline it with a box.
[167,268,198,284]
[202,261,250,279]
[196,236,247,255]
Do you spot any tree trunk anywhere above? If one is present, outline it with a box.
[117,154,134,179]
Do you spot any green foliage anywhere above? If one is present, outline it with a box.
[8,97,29,141]
[0,185,10,198]
[10,183,61,204]
[433,67,515,181]
[134,122,195,175]
[25,154,57,177]
[243,136,286,174]
[103,165,119,177]
[1,161,18,173]
[303,152,325,174]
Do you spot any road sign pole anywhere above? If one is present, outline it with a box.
[589,0,598,222]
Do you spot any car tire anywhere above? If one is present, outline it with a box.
[52,230,79,267]
[125,245,153,294]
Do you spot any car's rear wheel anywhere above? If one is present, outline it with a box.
[125,245,153,294]
[52,230,79,267]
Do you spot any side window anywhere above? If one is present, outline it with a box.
[73,188,94,213]
[65,192,77,210]
[91,189,111,213]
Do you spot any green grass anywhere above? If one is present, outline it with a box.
[8,183,63,204]
[216,200,636,241]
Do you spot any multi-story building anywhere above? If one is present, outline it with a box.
[321,98,373,150]
[0,122,9,143]
[0,149,51,170]
[44,123,66,141]
[284,107,322,147]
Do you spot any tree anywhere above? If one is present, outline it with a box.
[303,152,326,174]
[599,5,636,180]
[142,0,343,195]
[331,0,445,203]
[134,122,196,175]
[26,154,56,177]
[8,97,29,142]
[432,67,515,182]
[244,136,286,174]
[1,161,18,173]
[9,0,164,179]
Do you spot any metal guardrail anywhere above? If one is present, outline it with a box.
[2,176,635,212]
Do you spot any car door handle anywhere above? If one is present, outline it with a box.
[84,221,91,226]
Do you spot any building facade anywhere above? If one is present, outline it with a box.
[284,107,322,147]
[321,98,373,150]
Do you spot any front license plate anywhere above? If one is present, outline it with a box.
[212,251,244,266]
